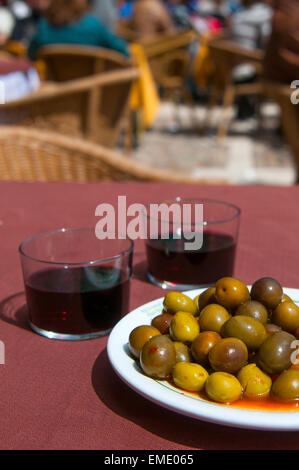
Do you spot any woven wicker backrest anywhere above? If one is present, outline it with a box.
[37,45,133,80]
[140,29,196,87]
[0,63,139,147]
[0,126,228,183]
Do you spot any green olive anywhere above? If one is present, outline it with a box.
[282,293,294,303]
[205,372,242,403]
[221,315,267,350]
[193,295,200,316]
[129,325,161,358]
[215,277,250,310]
[172,362,208,392]
[169,311,200,343]
[237,364,272,399]
[271,369,299,401]
[235,300,268,325]
[163,291,197,316]
[272,301,299,333]
[197,287,216,313]
[198,304,231,333]
[208,337,248,374]
[257,330,296,375]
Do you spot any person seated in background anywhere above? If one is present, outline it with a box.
[226,0,273,119]
[229,0,273,50]
[166,0,192,29]
[263,0,299,84]
[126,0,174,38]
[9,0,50,44]
[195,0,231,23]
[88,0,118,31]
[27,0,129,60]
[0,51,40,103]
[189,0,240,34]
[0,5,15,45]
[118,0,135,19]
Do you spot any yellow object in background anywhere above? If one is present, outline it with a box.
[193,33,215,88]
[129,43,160,128]
[3,40,26,57]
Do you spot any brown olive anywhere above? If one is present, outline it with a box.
[198,304,231,333]
[221,315,267,350]
[191,331,221,367]
[265,323,282,337]
[151,312,174,334]
[129,325,161,358]
[215,277,250,310]
[173,341,192,363]
[250,277,283,310]
[140,335,176,378]
[257,330,296,375]
[272,301,299,333]
[208,337,248,374]
[235,300,268,325]
[271,369,299,401]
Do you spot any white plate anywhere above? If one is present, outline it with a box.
[107,287,299,431]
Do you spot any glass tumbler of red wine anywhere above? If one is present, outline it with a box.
[19,228,134,340]
[144,198,241,290]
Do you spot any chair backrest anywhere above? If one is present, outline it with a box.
[116,20,141,42]
[139,29,196,57]
[0,126,228,184]
[154,49,190,88]
[0,67,140,147]
[137,29,196,86]
[208,37,265,89]
[37,45,133,82]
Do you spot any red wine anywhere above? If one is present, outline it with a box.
[25,266,130,335]
[146,232,236,286]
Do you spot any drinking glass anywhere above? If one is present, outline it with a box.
[144,198,241,290]
[19,228,133,340]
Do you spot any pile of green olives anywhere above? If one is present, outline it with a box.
[128,276,299,405]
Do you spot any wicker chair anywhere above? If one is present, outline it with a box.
[0,126,227,183]
[139,29,196,93]
[117,26,196,94]
[0,64,139,148]
[37,44,134,81]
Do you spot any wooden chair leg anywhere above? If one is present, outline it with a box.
[217,85,235,140]
[124,109,135,156]
[201,88,219,134]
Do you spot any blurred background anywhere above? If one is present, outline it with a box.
[0,0,298,185]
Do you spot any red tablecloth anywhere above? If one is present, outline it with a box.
[1,181,299,450]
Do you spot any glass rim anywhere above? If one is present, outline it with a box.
[19,227,134,267]
[143,197,241,226]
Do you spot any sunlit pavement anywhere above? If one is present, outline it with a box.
[132,102,296,185]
